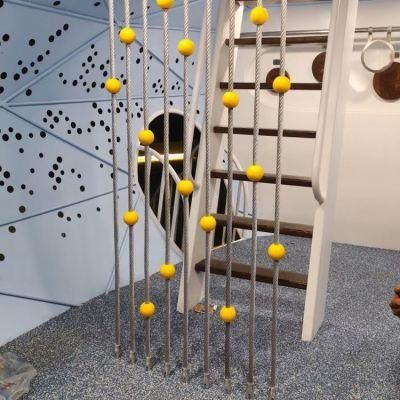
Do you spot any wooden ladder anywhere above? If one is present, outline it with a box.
[177,0,359,341]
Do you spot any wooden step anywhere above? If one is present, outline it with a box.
[195,258,307,290]
[214,126,316,139]
[213,213,313,238]
[225,36,328,46]
[211,169,312,187]
[219,82,322,90]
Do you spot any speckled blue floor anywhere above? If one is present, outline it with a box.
[2,236,400,399]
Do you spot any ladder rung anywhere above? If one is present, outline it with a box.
[214,126,316,139]
[213,213,313,238]
[195,258,308,290]
[219,82,322,90]
[225,36,328,46]
[211,169,312,187]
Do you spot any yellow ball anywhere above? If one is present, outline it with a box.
[123,210,139,226]
[177,180,194,196]
[222,91,239,108]
[139,302,155,318]
[199,215,217,232]
[160,263,176,280]
[119,27,136,44]
[105,78,122,94]
[156,0,174,9]
[177,38,195,56]
[138,129,155,146]
[272,76,291,94]
[220,306,237,323]
[246,164,264,182]
[250,6,269,25]
[267,243,286,261]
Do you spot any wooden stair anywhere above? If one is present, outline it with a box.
[213,213,313,238]
[195,258,308,290]
[225,36,328,46]
[211,169,312,187]
[213,126,316,139]
[219,82,322,90]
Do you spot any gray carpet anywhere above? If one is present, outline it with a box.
[2,236,400,399]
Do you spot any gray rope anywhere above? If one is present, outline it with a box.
[107,0,121,359]
[224,0,235,393]
[203,0,212,388]
[182,0,190,384]
[247,1,263,397]
[270,1,287,398]
[162,8,172,377]
[142,0,152,370]
[123,0,136,364]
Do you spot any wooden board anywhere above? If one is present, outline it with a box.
[211,169,312,187]
[219,82,322,90]
[213,213,314,238]
[373,61,400,100]
[213,126,316,139]
[195,258,308,290]
[312,52,326,83]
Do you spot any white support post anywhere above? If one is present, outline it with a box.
[177,1,244,313]
[302,0,359,341]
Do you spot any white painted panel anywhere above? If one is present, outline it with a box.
[0,295,68,346]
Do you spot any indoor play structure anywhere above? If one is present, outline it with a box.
[104,0,357,398]
[4,0,400,398]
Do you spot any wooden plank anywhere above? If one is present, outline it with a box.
[225,36,328,46]
[219,82,322,90]
[213,213,313,238]
[213,126,316,139]
[211,169,312,187]
[195,258,308,290]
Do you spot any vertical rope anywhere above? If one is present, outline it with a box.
[142,0,152,370]
[270,1,287,398]
[162,7,172,377]
[203,0,212,388]
[247,0,263,398]
[224,0,235,394]
[182,0,190,384]
[107,0,121,358]
[122,0,136,364]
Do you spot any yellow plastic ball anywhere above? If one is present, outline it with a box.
[220,305,237,323]
[138,129,155,146]
[156,0,174,9]
[250,6,269,25]
[177,38,195,56]
[222,91,239,108]
[267,243,286,261]
[272,76,291,94]
[177,180,194,196]
[119,27,136,44]
[246,164,264,182]
[160,263,176,280]
[199,215,217,232]
[139,302,155,318]
[123,210,139,226]
[105,78,122,94]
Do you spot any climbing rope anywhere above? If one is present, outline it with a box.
[139,0,154,371]
[155,0,174,377]
[269,0,289,398]
[202,0,213,389]
[179,0,194,384]
[105,0,121,359]
[120,0,137,364]
[246,1,269,398]
[219,0,238,394]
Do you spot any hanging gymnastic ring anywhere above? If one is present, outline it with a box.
[361,26,394,73]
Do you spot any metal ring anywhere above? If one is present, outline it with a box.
[361,28,395,73]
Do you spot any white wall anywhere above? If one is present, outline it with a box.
[230,0,400,250]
